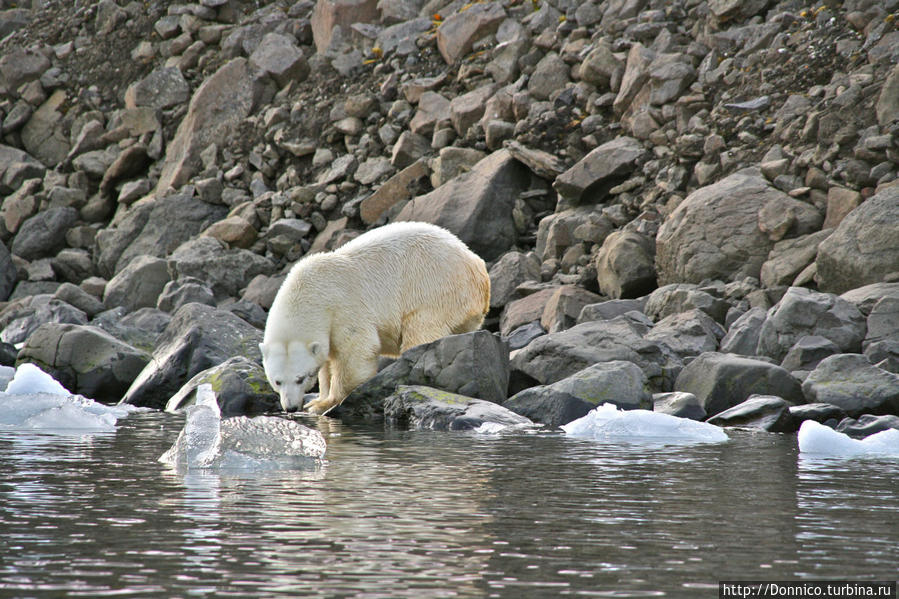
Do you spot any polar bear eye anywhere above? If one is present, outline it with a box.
[274,380,282,387]
[295,376,303,384]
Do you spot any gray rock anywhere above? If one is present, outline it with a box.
[21,90,70,167]
[0,296,88,346]
[120,303,263,410]
[865,297,899,350]
[536,206,614,262]
[836,414,899,439]
[408,91,451,137]
[707,395,798,433]
[0,145,44,195]
[167,237,276,299]
[241,274,285,310]
[780,335,841,374]
[103,255,172,313]
[156,58,262,193]
[841,282,899,316]
[816,186,899,294]
[510,316,683,392]
[360,159,429,224]
[504,321,545,350]
[645,309,726,359]
[382,385,532,431]
[156,277,216,313]
[92,307,171,355]
[11,207,77,261]
[875,63,899,126]
[375,17,431,56]
[528,53,569,101]
[719,307,767,356]
[0,47,50,92]
[450,84,494,137]
[653,392,707,421]
[540,285,603,334]
[52,282,104,318]
[644,284,729,323]
[389,130,430,168]
[500,287,558,337]
[249,32,309,88]
[396,149,527,261]
[788,403,848,425]
[488,251,540,309]
[338,331,510,421]
[760,229,833,288]
[613,43,655,116]
[674,352,804,418]
[595,231,657,299]
[802,354,899,417]
[757,287,866,362]
[310,0,379,54]
[579,41,622,89]
[649,56,696,106]
[578,298,648,324]
[504,361,651,427]
[95,193,227,277]
[656,169,786,285]
[17,323,149,403]
[553,136,647,204]
[0,243,17,302]
[165,356,279,417]
[124,66,190,110]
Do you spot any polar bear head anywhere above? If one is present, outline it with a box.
[259,340,326,411]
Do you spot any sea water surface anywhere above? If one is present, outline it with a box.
[0,411,897,598]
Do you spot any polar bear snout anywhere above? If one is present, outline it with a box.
[277,374,318,412]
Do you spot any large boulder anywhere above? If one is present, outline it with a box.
[553,136,647,204]
[815,186,899,294]
[656,168,785,285]
[167,237,276,299]
[674,352,804,418]
[95,193,227,277]
[155,58,263,194]
[338,331,509,421]
[382,385,532,431]
[0,243,17,302]
[11,207,78,261]
[119,303,263,410]
[0,297,87,346]
[18,323,150,403]
[164,356,279,417]
[510,316,682,392]
[756,287,866,362]
[395,149,528,260]
[103,255,172,313]
[645,309,725,359]
[595,231,657,299]
[311,0,379,54]
[248,32,309,88]
[20,90,70,167]
[802,354,899,416]
[504,361,651,427]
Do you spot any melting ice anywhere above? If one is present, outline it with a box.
[0,363,137,432]
[798,420,899,458]
[562,403,729,445]
[160,384,326,471]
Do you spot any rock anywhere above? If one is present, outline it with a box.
[360,159,429,224]
[156,58,262,194]
[311,0,379,54]
[757,196,823,241]
[595,231,656,299]
[504,361,651,427]
[719,307,767,356]
[644,284,729,323]
[875,63,899,126]
[124,66,190,110]
[11,207,77,261]
[540,286,602,334]
[20,89,70,167]
[1,297,87,346]
[536,206,614,261]
[841,282,899,316]
[504,140,566,180]
[164,356,279,417]
[802,354,899,416]
[553,136,647,204]
[317,153,357,185]
[788,403,848,425]
[119,303,263,410]
[202,215,257,249]
[578,298,648,324]
[408,91,451,137]
[167,237,276,299]
[757,287,866,362]
[395,149,527,261]
[0,145,44,195]
[17,323,149,403]
[381,385,532,431]
[510,316,682,392]
[707,395,798,433]
[92,307,171,355]
[528,53,569,101]
[822,186,862,230]
[499,287,558,337]
[431,147,486,188]
[99,145,151,198]
[505,321,545,350]
[436,1,505,65]
[338,331,510,421]
[865,297,899,350]
[653,392,707,421]
[376,18,432,56]
[450,84,494,137]
[353,157,393,185]
[760,229,832,288]
[645,309,726,359]
[649,56,696,106]
[656,169,788,285]
[0,47,50,93]
[95,193,227,277]
[52,282,104,318]
[156,277,216,313]
[103,255,172,314]
[0,243,17,302]
[780,335,841,375]
[488,251,541,309]
[816,186,899,294]
[249,32,309,88]
[674,352,804,418]
[613,42,654,116]
[836,414,899,439]
[579,41,622,89]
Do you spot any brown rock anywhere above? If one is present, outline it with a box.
[823,186,862,229]
[360,159,429,224]
[436,2,505,64]
[311,0,379,54]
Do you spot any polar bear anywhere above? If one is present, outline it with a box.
[260,221,490,415]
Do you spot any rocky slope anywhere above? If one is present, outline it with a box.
[1,0,898,433]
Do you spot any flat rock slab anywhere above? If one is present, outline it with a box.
[383,385,533,431]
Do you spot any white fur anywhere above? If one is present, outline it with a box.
[260,222,490,414]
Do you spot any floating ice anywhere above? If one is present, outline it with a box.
[798,420,899,458]
[562,403,729,445]
[160,384,326,471]
[0,363,136,433]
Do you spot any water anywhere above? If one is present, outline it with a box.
[0,412,897,598]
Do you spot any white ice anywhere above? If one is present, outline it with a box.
[798,419,899,457]
[160,383,326,471]
[0,363,136,433]
[562,403,729,445]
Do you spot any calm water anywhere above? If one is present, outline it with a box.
[0,412,897,598]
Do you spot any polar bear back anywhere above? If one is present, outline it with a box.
[265,222,489,350]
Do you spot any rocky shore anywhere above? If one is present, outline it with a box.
[1,0,897,435]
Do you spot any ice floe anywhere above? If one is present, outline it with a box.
[798,419,899,458]
[562,403,729,445]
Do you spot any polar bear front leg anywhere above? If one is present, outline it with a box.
[304,355,378,415]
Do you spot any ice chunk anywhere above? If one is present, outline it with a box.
[798,420,899,457]
[562,403,729,445]
[160,384,326,471]
[0,363,137,432]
